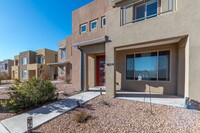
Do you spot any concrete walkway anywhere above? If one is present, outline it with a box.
[0,91,100,133]
[116,92,185,107]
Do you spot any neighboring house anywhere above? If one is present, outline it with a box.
[0,59,14,79]
[12,49,58,81]
[48,37,72,83]
[56,0,200,103]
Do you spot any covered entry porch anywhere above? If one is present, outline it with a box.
[106,36,188,99]
[73,36,107,91]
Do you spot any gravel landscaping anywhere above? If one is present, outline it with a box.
[0,81,79,121]
[53,81,80,99]
[34,95,200,133]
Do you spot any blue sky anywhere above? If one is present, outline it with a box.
[0,0,93,61]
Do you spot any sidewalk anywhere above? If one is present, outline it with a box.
[0,91,100,133]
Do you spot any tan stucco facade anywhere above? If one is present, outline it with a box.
[58,0,200,102]
[105,0,200,102]
[11,49,57,81]
[0,59,14,79]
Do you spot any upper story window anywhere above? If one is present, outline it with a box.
[135,0,158,21]
[61,48,66,59]
[122,0,175,25]
[102,17,106,27]
[80,24,87,33]
[4,64,7,70]
[38,56,43,64]
[22,57,27,65]
[15,60,18,66]
[90,20,98,30]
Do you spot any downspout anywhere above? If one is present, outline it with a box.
[78,46,84,92]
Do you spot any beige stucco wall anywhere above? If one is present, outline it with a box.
[72,0,112,44]
[106,0,200,101]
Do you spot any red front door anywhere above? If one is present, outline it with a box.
[96,56,106,86]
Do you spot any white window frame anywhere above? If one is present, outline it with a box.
[80,24,87,33]
[22,57,27,65]
[101,16,106,27]
[90,20,98,31]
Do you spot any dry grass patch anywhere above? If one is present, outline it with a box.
[72,111,91,123]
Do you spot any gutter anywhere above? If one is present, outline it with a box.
[78,47,84,92]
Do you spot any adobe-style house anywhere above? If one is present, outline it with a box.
[48,37,72,83]
[57,0,200,103]
[0,59,14,79]
[12,49,58,81]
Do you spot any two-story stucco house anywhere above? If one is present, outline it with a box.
[12,48,58,81]
[48,37,73,83]
[0,59,14,79]
[56,0,200,103]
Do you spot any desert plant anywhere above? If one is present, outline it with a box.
[0,78,56,112]
[72,111,91,123]
[0,72,9,84]
[100,100,111,107]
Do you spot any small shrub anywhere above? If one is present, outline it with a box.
[100,100,111,107]
[72,111,91,123]
[0,72,9,84]
[0,78,56,112]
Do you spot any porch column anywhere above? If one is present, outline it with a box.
[106,47,116,97]
[83,53,89,91]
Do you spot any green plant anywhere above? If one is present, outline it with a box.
[0,78,56,112]
[0,72,8,84]
[72,111,91,123]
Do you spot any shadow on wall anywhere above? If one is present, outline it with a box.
[66,62,72,84]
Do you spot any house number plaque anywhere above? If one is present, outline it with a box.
[107,63,114,66]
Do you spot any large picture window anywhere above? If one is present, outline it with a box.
[126,50,170,81]
[158,51,170,81]
[126,54,134,79]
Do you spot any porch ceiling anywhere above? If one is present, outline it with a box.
[116,36,183,51]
